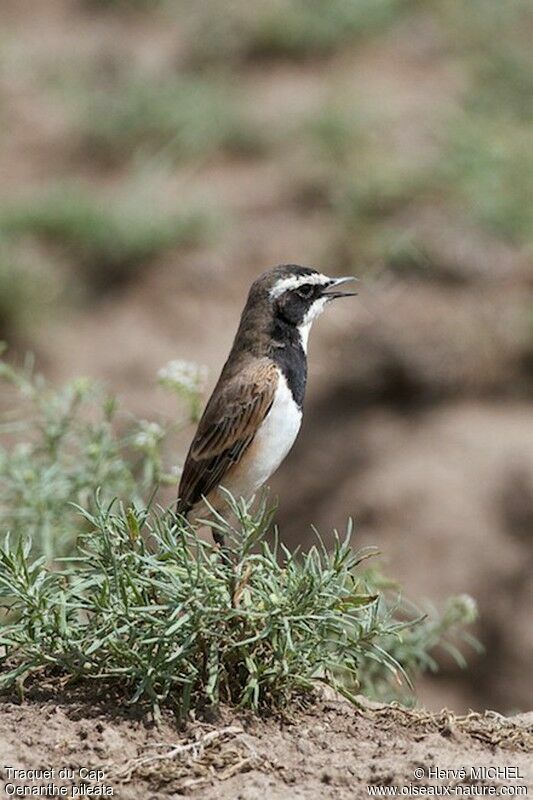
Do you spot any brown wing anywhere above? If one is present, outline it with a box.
[176,359,278,516]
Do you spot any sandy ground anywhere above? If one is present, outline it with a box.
[0,691,531,799]
[1,1,532,717]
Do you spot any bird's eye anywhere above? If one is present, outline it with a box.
[296,285,314,299]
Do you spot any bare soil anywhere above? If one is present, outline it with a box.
[1,692,531,799]
[1,0,532,717]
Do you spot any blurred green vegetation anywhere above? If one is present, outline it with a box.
[77,75,266,165]
[0,241,60,342]
[0,0,530,335]
[81,0,164,8]
[187,0,414,64]
[441,119,533,245]
[421,1,532,247]
[310,1,532,268]
[0,181,215,297]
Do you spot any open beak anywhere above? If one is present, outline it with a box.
[322,275,358,300]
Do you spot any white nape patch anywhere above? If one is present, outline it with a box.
[224,371,302,500]
[270,272,331,299]
[298,296,328,353]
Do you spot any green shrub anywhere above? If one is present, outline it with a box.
[356,571,480,702]
[0,493,478,717]
[0,355,193,561]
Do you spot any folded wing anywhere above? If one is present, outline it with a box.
[177,359,278,516]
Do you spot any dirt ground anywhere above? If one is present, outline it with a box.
[1,692,531,799]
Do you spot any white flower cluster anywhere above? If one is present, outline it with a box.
[157,359,208,397]
[444,593,478,625]
[133,421,164,452]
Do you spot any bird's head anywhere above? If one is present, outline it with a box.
[247,264,357,349]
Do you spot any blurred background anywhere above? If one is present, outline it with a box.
[1,0,532,713]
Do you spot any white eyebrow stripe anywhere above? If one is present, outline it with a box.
[269,272,331,299]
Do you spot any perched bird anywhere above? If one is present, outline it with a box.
[176,264,356,542]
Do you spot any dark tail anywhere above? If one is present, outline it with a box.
[176,497,191,519]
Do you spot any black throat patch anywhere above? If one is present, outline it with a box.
[269,317,307,408]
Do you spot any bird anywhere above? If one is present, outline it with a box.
[176,264,356,543]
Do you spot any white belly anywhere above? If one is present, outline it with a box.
[224,372,302,500]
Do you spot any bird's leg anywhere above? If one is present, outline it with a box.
[211,528,225,548]
[211,527,236,595]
